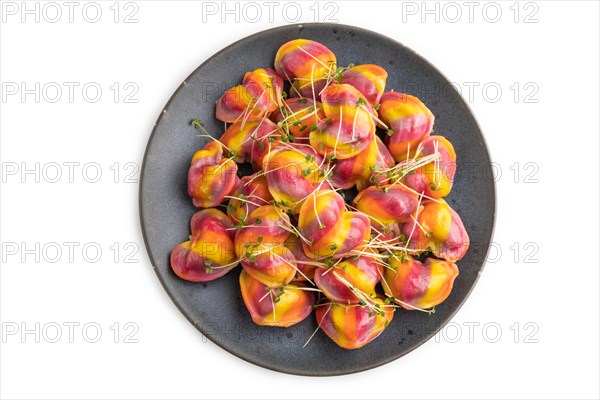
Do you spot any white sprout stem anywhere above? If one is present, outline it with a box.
[369,110,389,130]
[410,213,429,235]
[351,104,360,140]
[208,257,242,270]
[211,155,236,174]
[232,87,258,125]
[241,91,264,129]
[271,207,313,246]
[223,196,264,209]
[312,191,325,229]
[193,125,236,155]
[258,289,272,303]
[288,286,323,293]
[295,45,334,72]
[332,272,382,315]
[395,181,444,204]
[245,159,299,185]
[271,251,315,286]
[303,304,332,349]
[279,107,319,126]
[405,192,424,250]
[332,107,343,157]
[310,63,318,107]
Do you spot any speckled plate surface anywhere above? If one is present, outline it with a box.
[140,23,495,376]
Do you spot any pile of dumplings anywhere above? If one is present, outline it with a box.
[171,39,469,350]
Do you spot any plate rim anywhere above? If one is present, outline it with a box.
[139,22,497,376]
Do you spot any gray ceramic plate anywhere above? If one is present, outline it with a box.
[140,23,495,376]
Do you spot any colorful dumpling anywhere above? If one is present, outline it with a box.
[243,68,284,106]
[262,145,328,214]
[234,205,291,250]
[188,141,239,208]
[378,92,434,161]
[240,269,315,327]
[310,84,376,159]
[234,205,296,287]
[215,68,283,123]
[329,136,395,190]
[315,298,394,350]
[227,173,273,224]
[404,135,457,198]
[274,39,336,95]
[382,254,459,310]
[219,119,279,168]
[298,190,371,259]
[314,252,381,304]
[353,184,420,226]
[342,64,388,104]
[239,244,297,288]
[171,39,472,348]
[170,209,237,282]
[402,199,469,262]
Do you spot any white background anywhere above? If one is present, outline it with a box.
[1,1,599,399]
